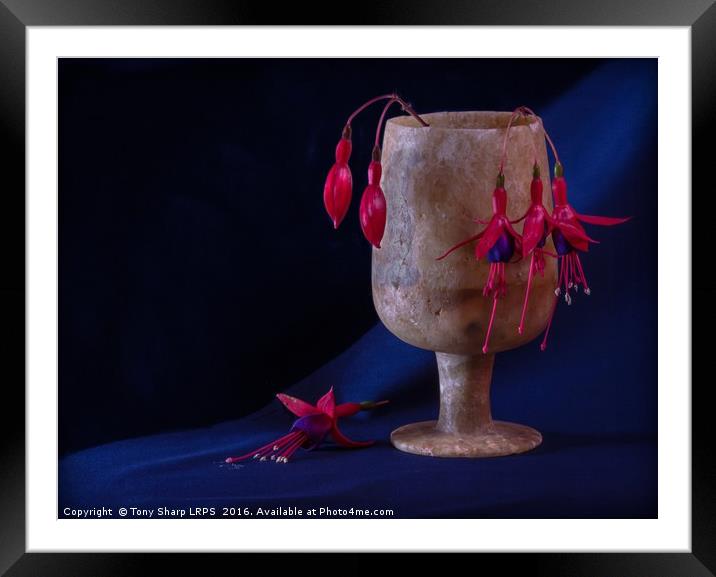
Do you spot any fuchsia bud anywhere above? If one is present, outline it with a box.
[359,146,387,248]
[323,125,353,229]
[324,94,428,246]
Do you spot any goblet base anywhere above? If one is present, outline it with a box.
[390,420,542,458]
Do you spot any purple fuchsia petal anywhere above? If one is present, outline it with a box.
[502,218,524,261]
[290,413,333,450]
[551,227,573,256]
[487,231,515,263]
[276,393,320,417]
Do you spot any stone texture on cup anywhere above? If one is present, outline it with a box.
[372,111,556,458]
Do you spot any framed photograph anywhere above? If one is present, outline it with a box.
[1,0,709,573]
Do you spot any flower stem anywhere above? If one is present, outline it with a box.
[375,98,398,149]
[498,108,524,174]
[519,106,561,167]
[396,96,430,127]
[344,93,429,131]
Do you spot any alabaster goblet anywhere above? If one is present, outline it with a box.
[373,111,557,457]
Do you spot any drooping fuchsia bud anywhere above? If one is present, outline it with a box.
[359,146,387,248]
[323,125,353,229]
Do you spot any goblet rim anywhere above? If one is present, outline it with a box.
[387,110,541,132]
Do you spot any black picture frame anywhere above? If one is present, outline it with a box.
[0,0,710,573]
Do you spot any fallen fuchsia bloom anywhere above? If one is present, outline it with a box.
[512,164,558,335]
[359,146,387,248]
[323,125,353,229]
[540,163,630,350]
[225,388,388,464]
[437,174,523,354]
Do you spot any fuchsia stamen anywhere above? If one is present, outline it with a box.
[276,434,306,463]
[574,253,590,294]
[225,430,303,464]
[539,257,566,351]
[483,285,500,355]
[518,253,536,335]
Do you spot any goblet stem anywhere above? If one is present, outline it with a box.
[436,352,494,435]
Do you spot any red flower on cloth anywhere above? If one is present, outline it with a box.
[225,388,387,464]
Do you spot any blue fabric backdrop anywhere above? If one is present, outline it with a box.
[59,58,656,518]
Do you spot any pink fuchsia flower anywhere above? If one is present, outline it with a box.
[225,388,388,464]
[359,147,387,248]
[512,164,558,335]
[323,125,353,229]
[540,163,630,350]
[437,174,523,354]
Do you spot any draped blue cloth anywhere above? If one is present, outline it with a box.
[60,319,656,518]
[59,59,656,519]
